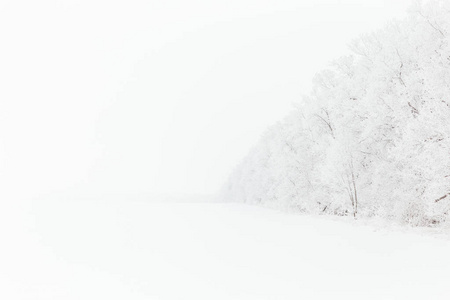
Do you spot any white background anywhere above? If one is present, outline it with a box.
[0,0,412,199]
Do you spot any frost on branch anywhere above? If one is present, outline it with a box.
[223,0,450,227]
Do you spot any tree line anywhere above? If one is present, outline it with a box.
[223,0,450,227]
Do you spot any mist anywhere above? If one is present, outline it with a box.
[0,0,411,199]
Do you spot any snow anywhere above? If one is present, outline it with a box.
[1,199,449,299]
[224,0,450,225]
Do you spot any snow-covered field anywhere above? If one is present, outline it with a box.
[1,199,450,300]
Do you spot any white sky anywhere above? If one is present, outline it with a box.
[0,0,412,199]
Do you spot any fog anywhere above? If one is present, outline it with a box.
[0,0,411,199]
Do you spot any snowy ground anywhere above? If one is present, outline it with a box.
[1,199,450,300]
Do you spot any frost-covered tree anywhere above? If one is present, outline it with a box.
[223,0,450,227]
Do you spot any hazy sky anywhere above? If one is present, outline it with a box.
[0,0,412,199]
